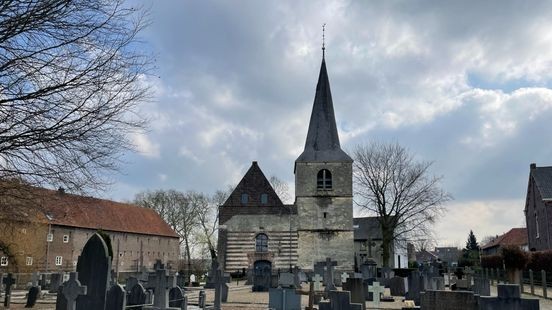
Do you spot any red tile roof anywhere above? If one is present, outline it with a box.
[2,185,179,238]
[481,228,528,250]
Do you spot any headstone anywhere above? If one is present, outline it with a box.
[381,267,394,279]
[213,267,224,310]
[125,277,139,294]
[268,287,301,310]
[473,277,491,296]
[59,272,88,310]
[428,277,445,291]
[363,278,376,301]
[278,272,295,288]
[106,284,126,310]
[50,273,64,293]
[323,257,337,292]
[360,261,377,280]
[406,270,422,305]
[75,233,112,310]
[479,284,540,310]
[318,290,363,310]
[313,263,325,281]
[455,279,470,290]
[169,286,185,308]
[127,283,147,308]
[40,274,48,290]
[341,272,350,284]
[204,259,217,288]
[312,274,323,291]
[31,271,40,288]
[146,260,176,308]
[388,276,407,296]
[368,281,385,307]
[25,286,41,308]
[190,274,196,283]
[420,289,478,310]
[198,290,205,308]
[3,273,15,308]
[343,277,365,307]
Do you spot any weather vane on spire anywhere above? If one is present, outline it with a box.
[322,23,326,58]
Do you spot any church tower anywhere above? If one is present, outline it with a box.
[295,53,354,270]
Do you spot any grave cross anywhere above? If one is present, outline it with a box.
[341,272,349,284]
[62,272,87,310]
[312,274,323,291]
[367,238,376,257]
[147,264,176,308]
[323,257,337,292]
[3,273,15,307]
[368,281,385,307]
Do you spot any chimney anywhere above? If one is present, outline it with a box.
[530,163,537,170]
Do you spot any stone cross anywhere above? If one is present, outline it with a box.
[312,274,323,291]
[62,272,88,310]
[323,257,337,292]
[147,263,176,308]
[3,273,15,308]
[368,281,385,307]
[341,272,349,284]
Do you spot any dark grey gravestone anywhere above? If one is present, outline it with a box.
[406,270,422,305]
[125,277,139,294]
[50,273,64,293]
[479,284,540,310]
[343,277,364,307]
[146,261,176,309]
[106,284,126,310]
[204,259,217,289]
[428,277,445,291]
[381,267,394,279]
[40,274,48,290]
[55,286,67,310]
[314,262,325,281]
[169,286,184,307]
[389,276,407,296]
[363,278,376,301]
[25,286,40,308]
[323,257,337,292]
[455,279,470,290]
[76,233,111,310]
[360,262,377,280]
[213,267,224,310]
[278,272,296,288]
[473,277,491,296]
[198,290,205,308]
[420,290,478,310]
[318,290,363,310]
[268,287,302,310]
[3,273,15,308]
[127,283,147,308]
[31,271,40,288]
[59,272,88,310]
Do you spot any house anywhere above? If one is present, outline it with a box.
[353,217,408,268]
[481,228,528,256]
[525,163,552,251]
[434,247,461,266]
[415,249,439,264]
[0,185,180,274]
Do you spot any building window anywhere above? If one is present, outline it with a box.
[260,193,268,205]
[0,257,8,266]
[47,233,53,242]
[26,257,33,266]
[317,169,332,190]
[536,212,540,239]
[63,235,69,243]
[255,233,269,253]
[241,193,249,204]
[55,256,63,266]
[21,228,27,234]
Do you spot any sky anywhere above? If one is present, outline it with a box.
[105,1,552,247]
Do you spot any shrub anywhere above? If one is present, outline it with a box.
[527,250,552,272]
[481,255,503,269]
[501,246,528,270]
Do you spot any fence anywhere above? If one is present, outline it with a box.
[481,268,551,300]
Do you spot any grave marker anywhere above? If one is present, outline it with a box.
[318,290,363,310]
[146,260,176,308]
[479,284,539,310]
[341,272,350,284]
[75,233,111,310]
[3,273,15,308]
[323,257,337,292]
[168,286,185,308]
[61,272,88,310]
[368,281,385,307]
[106,284,126,310]
[127,283,147,307]
[312,274,323,291]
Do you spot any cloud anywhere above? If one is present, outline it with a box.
[129,132,160,158]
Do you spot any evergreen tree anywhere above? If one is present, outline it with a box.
[466,230,480,251]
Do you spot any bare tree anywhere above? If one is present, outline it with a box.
[353,142,451,267]
[269,175,292,204]
[0,0,152,193]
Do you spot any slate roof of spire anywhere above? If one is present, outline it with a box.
[222,161,283,207]
[296,58,352,163]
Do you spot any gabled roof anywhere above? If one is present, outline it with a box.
[481,228,528,250]
[531,165,552,200]
[0,185,179,238]
[222,161,283,207]
[296,58,352,163]
[353,216,383,240]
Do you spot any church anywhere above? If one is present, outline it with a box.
[217,53,406,274]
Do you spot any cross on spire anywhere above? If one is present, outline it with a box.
[322,23,326,59]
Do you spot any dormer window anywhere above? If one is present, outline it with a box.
[260,193,268,205]
[241,193,249,204]
[317,169,332,190]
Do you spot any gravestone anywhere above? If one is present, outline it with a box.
[341,272,350,284]
[318,290,363,310]
[198,290,205,308]
[40,274,48,290]
[3,273,15,308]
[278,273,295,288]
[106,284,126,310]
[25,286,41,308]
[204,259,217,288]
[75,233,111,310]
[454,279,470,290]
[59,272,88,310]
[31,271,40,288]
[313,262,325,282]
[268,287,301,310]
[168,286,185,308]
[406,270,422,305]
[473,277,491,296]
[50,273,64,293]
[343,277,365,307]
[190,274,196,283]
[381,267,394,279]
[312,274,323,291]
[323,257,337,292]
[125,277,139,294]
[368,281,385,307]
[146,260,176,309]
[479,284,540,310]
[388,276,407,296]
[428,277,445,291]
[360,261,377,280]
[213,267,224,310]
[127,283,147,308]
[420,290,478,310]
[363,277,376,301]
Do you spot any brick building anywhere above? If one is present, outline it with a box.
[481,228,528,256]
[0,186,179,274]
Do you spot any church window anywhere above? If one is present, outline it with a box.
[255,233,269,253]
[241,193,249,204]
[317,169,332,189]
[261,193,268,204]
[536,212,540,238]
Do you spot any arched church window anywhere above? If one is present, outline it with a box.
[241,193,249,204]
[260,193,268,205]
[255,233,268,253]
[317,169,332,190]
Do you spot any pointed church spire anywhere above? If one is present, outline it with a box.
[296,43,352,163]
